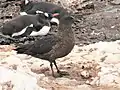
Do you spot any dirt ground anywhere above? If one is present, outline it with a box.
[1,0,120,46]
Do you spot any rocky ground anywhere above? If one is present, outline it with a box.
[1,0,120,90]
[1,41,120,90]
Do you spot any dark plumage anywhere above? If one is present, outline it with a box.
[0,13,50,38]
[19,0,67,17]
[19,0,68,25]
[15,15,75,76]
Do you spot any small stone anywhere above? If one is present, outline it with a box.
[100,56,107,62]
[86,80,90,84]
[81,70,90,79]
[111,26,115,28]
[12,65,17,70]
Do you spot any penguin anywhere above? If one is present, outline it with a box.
[19,0,68,25]
[0,12,54,38]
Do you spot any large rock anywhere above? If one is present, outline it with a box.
[0,66,46,90]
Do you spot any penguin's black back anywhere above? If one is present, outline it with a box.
[20,1,68,19]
